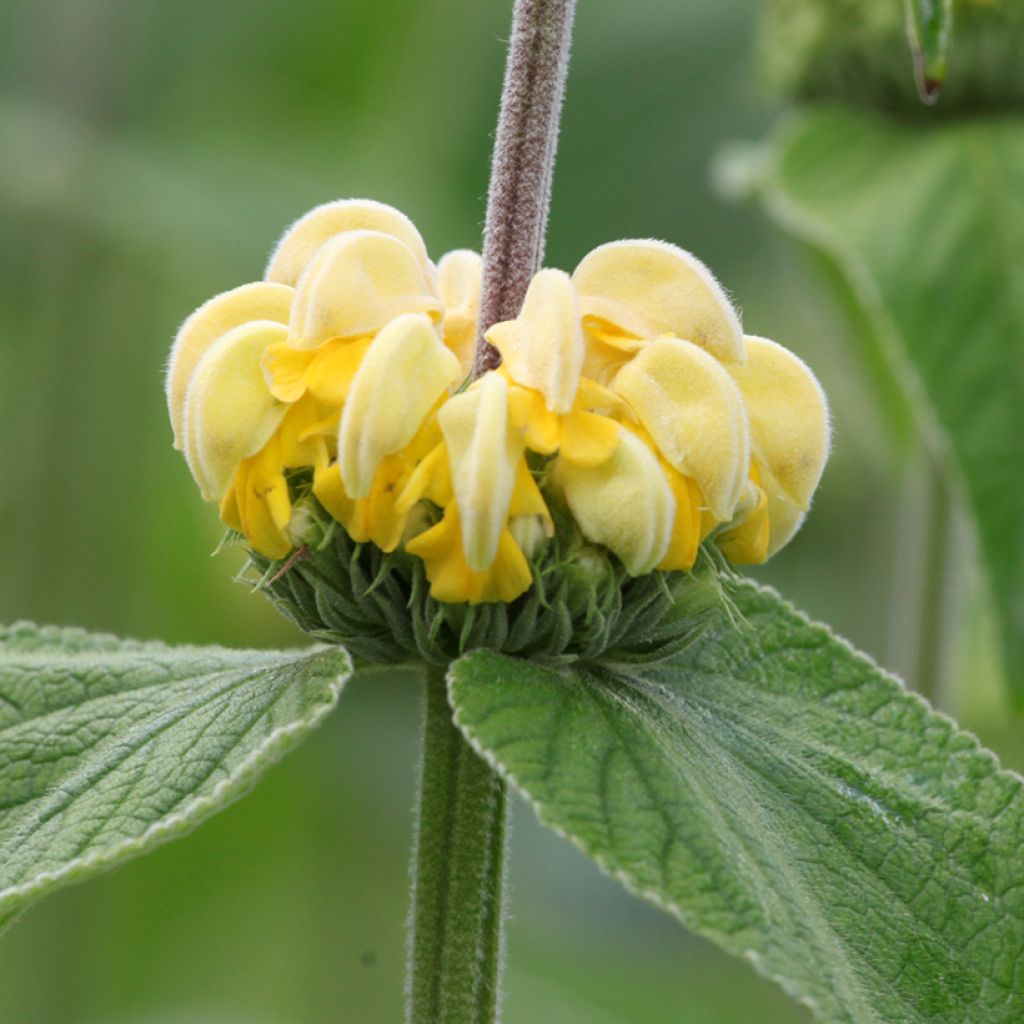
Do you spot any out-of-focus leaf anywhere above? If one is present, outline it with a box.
[0,622,349,926]
[450,582,1024,1024]
[749,108,1024,703]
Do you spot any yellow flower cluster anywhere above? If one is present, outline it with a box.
[167,200,829,606]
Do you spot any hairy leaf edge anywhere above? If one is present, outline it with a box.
[0,626,352,923]
[447,577,1024,1022]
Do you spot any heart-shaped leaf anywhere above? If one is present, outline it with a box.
[0,622,350,925]
[449,582,1024,1023]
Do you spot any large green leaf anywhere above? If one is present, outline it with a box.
[749,108,1024,700]
[0,622,349,925]
[449,582,1024,1024]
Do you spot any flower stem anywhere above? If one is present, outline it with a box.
[405,667,510,1024]
[474,0,578,376]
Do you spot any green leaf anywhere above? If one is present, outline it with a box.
[449,582,1024,1024]
[750,109,1024,703]
[0,621,350,925]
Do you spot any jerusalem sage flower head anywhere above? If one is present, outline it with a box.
[166,200,829,664]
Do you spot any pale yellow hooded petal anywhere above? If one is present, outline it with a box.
[572,240,744,363]
[485,268,583,413]
[289,230,442,348]
[166,282,292,448]
[760,470,808,558]
[338,313,462,498]
[183,321,289,501]
[727,335,830,512]
[265,198,434,287]
[555,425,674,575]
[437,249,482,372]
[438,372,522,572]
[612,337,749,521]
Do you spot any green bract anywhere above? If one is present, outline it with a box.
[249,494,731,667]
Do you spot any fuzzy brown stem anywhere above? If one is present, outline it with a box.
[473,0,577,377]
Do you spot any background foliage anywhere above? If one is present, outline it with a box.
[0,0,1019,1021]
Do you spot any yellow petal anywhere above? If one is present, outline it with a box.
[406,505,532,604]
[231,439,294,560]
[289,230,441,348]
[727,335,830,511]
[612,337,749,521]
[303,336,374,407]
[276,396,331,471]
[396,443,453,515]
[555,425,674,575]
[657,469,703,572]
[265,198,434,288]
[338,313,461,497]
[718,482,770,565]
[759,466,807,558]
[183,321,290,501]
[508,456,552,527]
[262,342,316,403]
[438,372,522,572]
[167,282,292,448]
[485,268,583,413]
[437,249,482,372]
[572,240,744,363]
[508,385,560,454]
[559,409,620,467]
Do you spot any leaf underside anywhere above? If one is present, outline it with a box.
[754,108,1024,703]
[450,581,1024,1024]
[0,621,350,925]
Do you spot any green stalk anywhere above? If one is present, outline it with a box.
[404,4,577,1018]
[405,667,510,1024]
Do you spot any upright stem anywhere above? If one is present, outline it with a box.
[474,0,578,376]
[406,668,510,1024]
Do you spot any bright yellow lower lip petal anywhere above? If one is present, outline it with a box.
[727,335,830,511]
[338,313,461,498]
[611,337,749,521]
[717,480,770,565]
[265,198,435,290]
[572,239,745,364]
[656,468,703,572]
[289,230,442,348]
[406,505,532,604]
[439,372,523,572]
[485,268,583,414]
[558,409,620,467]
[183,320,290,501]
[167,281,292,449]
[555,425,674,575]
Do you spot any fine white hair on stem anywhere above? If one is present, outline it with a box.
[475,0,578,378]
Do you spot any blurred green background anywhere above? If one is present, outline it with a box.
[0,0,1017,1021]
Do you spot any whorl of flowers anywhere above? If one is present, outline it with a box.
[166,200,830,609]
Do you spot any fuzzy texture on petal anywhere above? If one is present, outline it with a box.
[167,282,292,448]
[555,425,675,576]
[726,335,830,512]
[572,240,744,364]
[438,372,523,572]
[437,249,482,373]
[485,268,583,413]
[265,199,434,288]
[718,481,770,564]
[288,231,441,348]
[338,313,461,498]
[183,321,290,501]
[611,337,750,521]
